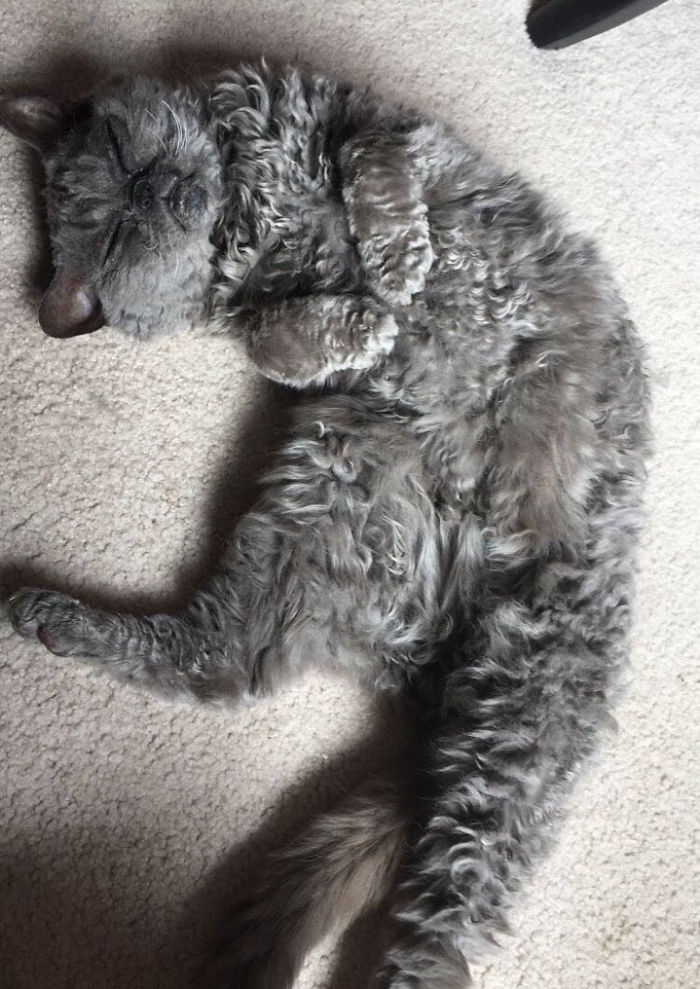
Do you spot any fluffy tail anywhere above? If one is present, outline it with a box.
[209,779,411,989]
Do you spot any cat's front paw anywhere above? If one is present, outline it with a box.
[360,220,434,307]
[350,308,399,368]
[7,588,93,656]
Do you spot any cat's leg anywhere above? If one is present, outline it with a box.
[339,117,499,308]
[340,137,435,307]
[245,293,398,387]
[7,406,438,705]
[214,591,606,989]
[7,583,245,700]
[368,596,621,989]
[368,723,555,988]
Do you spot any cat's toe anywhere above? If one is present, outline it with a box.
[7,588,88,656]
[8,588,56,637]
[377,276,420,307]
[363,311,399,358]
[345,310,399,372]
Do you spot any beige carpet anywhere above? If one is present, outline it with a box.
[1,2,699,987]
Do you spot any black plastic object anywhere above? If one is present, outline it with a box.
[527,0,671,50]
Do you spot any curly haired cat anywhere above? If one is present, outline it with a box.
[0,62,650,989]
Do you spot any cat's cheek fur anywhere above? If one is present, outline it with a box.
[98,239,218,338]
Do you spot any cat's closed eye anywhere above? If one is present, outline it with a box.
[104,117,130,176]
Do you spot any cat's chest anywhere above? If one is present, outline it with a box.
[226,137,360,299]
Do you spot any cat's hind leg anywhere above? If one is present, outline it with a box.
[368,589,626,989]
[7,399,440,706]
[6,586,243,700]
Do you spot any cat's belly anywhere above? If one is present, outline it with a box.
[363,330,495,513]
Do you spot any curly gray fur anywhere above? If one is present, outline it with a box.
[0,61,650,989]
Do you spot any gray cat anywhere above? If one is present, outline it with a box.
[0,62,650,989]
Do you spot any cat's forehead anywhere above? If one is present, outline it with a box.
[42,77,223,227]
[92,79,210,163]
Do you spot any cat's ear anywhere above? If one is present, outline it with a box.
[39,269,105,338]
[0,95,76,152]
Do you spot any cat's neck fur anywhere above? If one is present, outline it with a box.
[203,65,506,413]
[207,64,368,316]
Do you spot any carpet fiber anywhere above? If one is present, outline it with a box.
[1,2,698,987]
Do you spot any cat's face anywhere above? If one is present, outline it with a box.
[0,79,224,339]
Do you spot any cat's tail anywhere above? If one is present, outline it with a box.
[208,777,410,989]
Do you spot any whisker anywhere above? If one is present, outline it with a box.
[161,99,187,156]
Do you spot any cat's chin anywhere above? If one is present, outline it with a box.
[105,314,204,342]
[39,311,105,338]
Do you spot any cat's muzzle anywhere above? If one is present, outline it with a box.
[38,269,106,338]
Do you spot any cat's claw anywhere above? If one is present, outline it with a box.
[7,588,92,656]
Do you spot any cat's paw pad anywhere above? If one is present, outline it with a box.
[7,588,90,656]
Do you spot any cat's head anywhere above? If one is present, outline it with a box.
[0,78,224,339]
